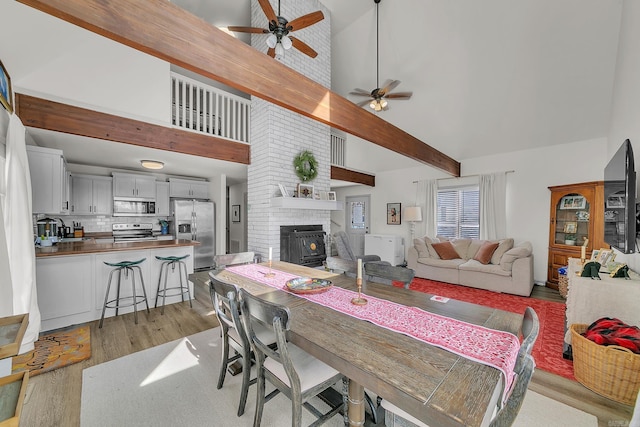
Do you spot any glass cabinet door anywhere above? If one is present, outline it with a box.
[553,192,591,247]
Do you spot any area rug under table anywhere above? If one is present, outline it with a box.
[81,328,596,427]
[396,278,575,380]
[12,324,91,377]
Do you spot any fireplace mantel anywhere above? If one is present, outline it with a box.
[271,197,343,211]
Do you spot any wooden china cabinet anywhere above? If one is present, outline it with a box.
[546,181,607,289]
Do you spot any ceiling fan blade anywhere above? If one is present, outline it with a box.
[356,99,372,107]
[378,79,401,96]
[350,88,371,96]
[385,91,413,99]
[227,26,269,34]
[267,47,276,58]
[258,0,278,24]
[288,11,324,31]
[289,36,318,58]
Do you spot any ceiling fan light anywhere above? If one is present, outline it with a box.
[266,34,277,48]
[275,42,285,58]
[381,99,388,108]
[369,101,377,109]
[281,35,293,50]
[141,160,164,170]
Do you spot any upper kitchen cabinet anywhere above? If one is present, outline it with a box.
[71,175,112,215]
[112,172,156,199]
[156,181,170,216]
[26,145,71,214]
[169,178,209,199]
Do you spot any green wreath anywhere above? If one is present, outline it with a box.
[293,150,318,182]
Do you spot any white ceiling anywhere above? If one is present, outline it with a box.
[1,0,625,183]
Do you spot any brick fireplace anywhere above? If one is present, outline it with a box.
[246,0,332,262]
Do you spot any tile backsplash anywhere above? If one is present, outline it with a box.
[33,214,171,234]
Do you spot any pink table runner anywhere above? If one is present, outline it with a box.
[227,264,520,403]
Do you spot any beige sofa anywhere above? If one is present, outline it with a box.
[407,236,534,296]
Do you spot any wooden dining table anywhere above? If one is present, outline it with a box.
[214,261,523,427]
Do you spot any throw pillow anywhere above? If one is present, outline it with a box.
[491,238,514,264]
[451,239,472,259]
[431,241,461,260]
[424,236,441,258]
[413,238,431,258]
[500,244,533,271]
[474,241,500,265]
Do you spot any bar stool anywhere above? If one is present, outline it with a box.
[155,254,192,314]
[99,258,149,328]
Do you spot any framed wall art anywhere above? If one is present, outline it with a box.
[0,59,12,113]
[232,204,241,222]
[387,202,401,225]
[327,191,336,201]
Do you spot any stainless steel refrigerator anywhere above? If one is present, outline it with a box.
[170,199,215,270]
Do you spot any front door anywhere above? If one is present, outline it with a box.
[345,195,371,257]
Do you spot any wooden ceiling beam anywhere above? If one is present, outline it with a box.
[17,0,460,177]
[15,93,250,164]
[331,166,375,187]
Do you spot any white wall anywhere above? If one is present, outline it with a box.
[6,2,170,125]
[334,138,607,285]
[606,0,640,271]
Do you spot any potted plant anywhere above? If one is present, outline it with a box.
[564,234,576,245]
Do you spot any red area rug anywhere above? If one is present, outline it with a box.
[395,278,575,381]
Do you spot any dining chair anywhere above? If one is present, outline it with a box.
[213,251,255,272]
[364,262,415,289]
[515,307,539,373]
[239,288,347,427]
[381,354,536,427]
[208,273,275,417]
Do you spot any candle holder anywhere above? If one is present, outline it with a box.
[351,277,368,305]
[264,260,275,278]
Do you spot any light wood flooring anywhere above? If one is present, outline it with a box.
[16,280,634,427]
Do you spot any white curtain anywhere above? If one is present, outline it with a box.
[416,179,437,238]
[479,172,507,240]
[2,113,41,353]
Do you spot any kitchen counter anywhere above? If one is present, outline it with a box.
[35,239,199,257]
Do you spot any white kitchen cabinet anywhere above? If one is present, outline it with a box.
[156,181,170,216]
[365,234,405,266]
[112,172,156,199]
[26,145,70,214]
[169,178,209,199]
[36,255,93,324]
[35,245,193,331]
[71,174,112,215]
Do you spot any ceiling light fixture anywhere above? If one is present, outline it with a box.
[140,160,164,170]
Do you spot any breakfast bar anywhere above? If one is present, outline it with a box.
[35,239,200,331]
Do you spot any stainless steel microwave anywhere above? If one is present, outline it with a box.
[113,198,156,216]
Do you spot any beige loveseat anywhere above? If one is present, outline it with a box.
[407,236,534,296]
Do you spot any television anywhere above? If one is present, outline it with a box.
[604,139,636,254]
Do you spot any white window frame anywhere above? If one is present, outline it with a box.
[436,185,480,239]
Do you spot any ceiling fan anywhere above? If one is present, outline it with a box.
[349,0,413,112]
[228,0,324,59]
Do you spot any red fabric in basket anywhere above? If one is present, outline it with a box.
[584,317,640,354]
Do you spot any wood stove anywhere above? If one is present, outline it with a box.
[280,225,326,267]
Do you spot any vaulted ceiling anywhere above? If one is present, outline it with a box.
[1,0,624,181]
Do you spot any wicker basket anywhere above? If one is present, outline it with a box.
[558,274,568,298]
[570,323,640,405]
